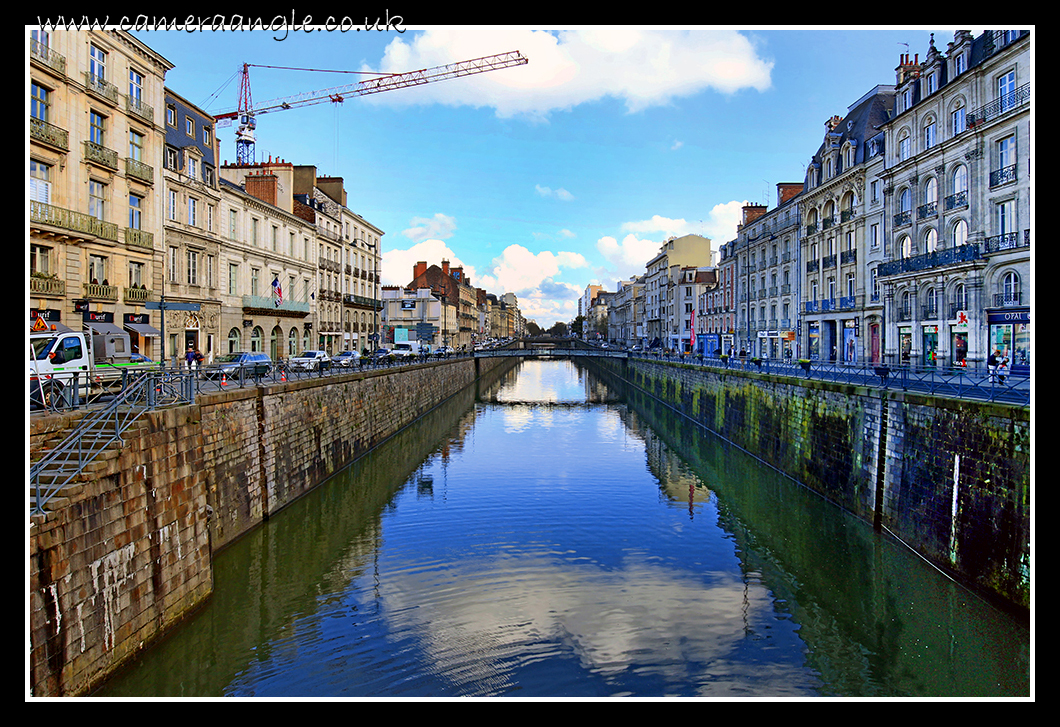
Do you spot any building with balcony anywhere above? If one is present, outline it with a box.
[724,185,802,360]
[800,87,894,363]
[30,28,172,357]
[159,88,223,364]
[291,167,384,354]
[878,30,1030,370]
[217,162,316,359]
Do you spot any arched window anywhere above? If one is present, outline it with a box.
[924,177,938,204]
[288,328,298,356]
[953,283,968,312]
[1001,271,1021,305]
[951,164,968,193]
[951,219,968,247]
[227,327,241,354]
[898,234,913,258]
[251,326,264,352]
[924,228,938,252]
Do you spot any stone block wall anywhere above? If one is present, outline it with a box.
[589,357,1030,611]
[29,356,511,696]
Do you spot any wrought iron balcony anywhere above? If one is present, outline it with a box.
[990,164,1018,187]
[877,243,982,277]
[30,38,66,75]
[30,117,68,151]
[893,210,911,227]
[967,84,1030,128]
[126,95,154,124]
[125,157,154,184]
[917,201,938,220]
[84,140,118,170]
[993,292,1023,308]
[944,191,968,211]
[83,72,119,105]
[823,254,837,269]
[841,249,857,265]
[31,200,118,242]
[983,229,1030,254]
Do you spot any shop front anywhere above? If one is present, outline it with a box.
[922,324,939,366]
[988,309,1030,375]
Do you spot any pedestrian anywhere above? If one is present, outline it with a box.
[185,345,196,370]
[193,348,204,369]
[987,350,999,382]
[996,356,1010,385]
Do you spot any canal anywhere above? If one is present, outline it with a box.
[96,359,1030,698]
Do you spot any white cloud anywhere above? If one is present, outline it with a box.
[671,140,684,151]
[486,244,588,295]
[381,238,478,287]
[402,213,457,243]
[361,28,774,119]
[621,215,698,237]
[535,184,574,201]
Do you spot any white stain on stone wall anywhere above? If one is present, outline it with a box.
[88,543,136,651]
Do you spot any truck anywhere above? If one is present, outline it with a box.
[29,319,157,409]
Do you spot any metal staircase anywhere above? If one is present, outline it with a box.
[30,370,196,516]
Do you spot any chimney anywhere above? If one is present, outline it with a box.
[777,182,803,206]
[441,259,450,276]
[413,261,427,280]
[245,172,278,207]
[742,203,768,227]
[896,52,920,85]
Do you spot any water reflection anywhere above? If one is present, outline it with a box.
[96,359,1029,698]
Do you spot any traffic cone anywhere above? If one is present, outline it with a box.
[221,372,227,387]
[281,369,287,382]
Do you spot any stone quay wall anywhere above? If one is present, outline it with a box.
[587,356,1030,613]
[28,356,511,697]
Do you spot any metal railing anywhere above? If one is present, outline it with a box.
[627,351,1030,407]
[30,370,196,515]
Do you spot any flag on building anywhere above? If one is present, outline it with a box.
[272,277,283,307]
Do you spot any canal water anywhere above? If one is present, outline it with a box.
[96,359,1030,698]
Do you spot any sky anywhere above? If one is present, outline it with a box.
[117,23,986,328]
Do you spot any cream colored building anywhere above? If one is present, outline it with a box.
[30,28,172,357]
[643,234,712,348]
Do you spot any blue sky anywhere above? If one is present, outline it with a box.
[128,25,974,327]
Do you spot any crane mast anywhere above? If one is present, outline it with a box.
[215,50,528,164]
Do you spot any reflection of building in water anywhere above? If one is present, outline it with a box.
[615,406,714,510]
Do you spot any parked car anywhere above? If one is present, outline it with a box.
[289,350,332,372]
[332,350,361,368]
[204,352,272,379]
[391,343,419,359]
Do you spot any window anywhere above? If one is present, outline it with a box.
[129,131,146,165]
[953,283,967,311]
[203,126,212,146]
[952,219,968,247]
[30,244,51,276]
[870,223,879,249]
[207,255,215,288]
[129,260,144,287]
[997,70,1016,111]
[1000,271,1020,305]
[188,197,198,226]
[187,157,198,180]
[228,263,239,295]
[952,165,968,194]
[924,228,938,252]
[129,69,144,104]
[996,199,1017,235]
[89,111,106,146]
[186,250,199,285]
[186,116,195,137]
[870,180,879,203]
[926,73,937,95]
[229,209,238,238]
[951,105,966,135]
[998,136,1016,172]
[165,146,178,170]
[923,120,936,149]
[31,82,49,122]
[30,160,51,203]
[166,104,176,126]
[89,44,107,82]
[954,53,966,76]
[169,247,178,283]
[899,134,910,161]
[251,268,260,297]
[899,235,912,258]
[88,254,107,284]
[89,180,106,220]
[129,193,143,229]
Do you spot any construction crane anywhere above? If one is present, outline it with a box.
[213,50,529,164]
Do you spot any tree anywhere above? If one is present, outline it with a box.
[548,321,568,337]
[526,321,543,337]
[570,315,585,336]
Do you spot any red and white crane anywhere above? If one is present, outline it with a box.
[213,50,529,164]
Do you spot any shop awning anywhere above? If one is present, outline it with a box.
[86,321,124,335]
[125,322,161,337]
